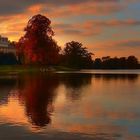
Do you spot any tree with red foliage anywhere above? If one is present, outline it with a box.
[16,14,61,65]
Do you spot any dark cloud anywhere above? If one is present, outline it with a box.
[58,29,100,37]
[63,29,83,34]
[0,0,92,15]
[53,23,73,29]
[0,0,122,16]
[52,22,100,37]
[119,40,140,47]
[94,40,140,51]
[87,20,140,28]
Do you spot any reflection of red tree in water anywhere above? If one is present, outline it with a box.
[17,74,59,127]
[16,73,92,128]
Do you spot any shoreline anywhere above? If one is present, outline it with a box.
[0,65,139,75]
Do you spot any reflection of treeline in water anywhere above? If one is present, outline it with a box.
[0,73,139,128]
[93,74,139,82]
[93,56,140,69]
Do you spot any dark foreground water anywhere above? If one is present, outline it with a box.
[0,70,140,140]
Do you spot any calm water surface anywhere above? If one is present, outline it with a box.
[0,70,140,140]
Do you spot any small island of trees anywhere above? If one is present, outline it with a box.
[0,14,140,69]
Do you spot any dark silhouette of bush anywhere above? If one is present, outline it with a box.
[62,41,93,68]
[0,52,17,65]
[93,55,139,69]
[126,56,139,69]
[94,58,102,69]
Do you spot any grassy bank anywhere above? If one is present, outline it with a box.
[0,65,77,74]
[0,65,38,74]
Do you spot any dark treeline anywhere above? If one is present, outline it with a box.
[0,14,139,69]
[93,56,140,69]
[15,14,140,69]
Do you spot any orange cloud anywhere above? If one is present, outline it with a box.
[89,39,140,59]
[44,1,123,18]
[84,19,140,27]
[28,4,44,13]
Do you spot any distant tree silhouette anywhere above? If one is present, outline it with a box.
[94,58,102,69]
[127,56,138,69]
[93,55,139,69]
[119,57,127,68]
[102,56,110,62]
[62,41,93,68]
[16,14,61,65]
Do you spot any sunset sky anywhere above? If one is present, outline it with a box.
[0,0,140,59]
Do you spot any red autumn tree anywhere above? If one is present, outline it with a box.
[16,14,61,65]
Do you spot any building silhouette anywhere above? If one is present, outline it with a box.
[0,35,16,54]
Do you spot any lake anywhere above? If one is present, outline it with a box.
[0,70,140,140]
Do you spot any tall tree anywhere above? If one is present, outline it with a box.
[63,41,93,68]
[16,14,61,65]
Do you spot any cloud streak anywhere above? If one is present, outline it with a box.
[0,0,122,16]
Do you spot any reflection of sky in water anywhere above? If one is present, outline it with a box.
[0,72,140,139]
